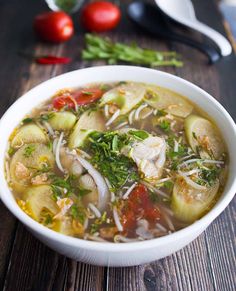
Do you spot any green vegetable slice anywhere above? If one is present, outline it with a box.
[99,83,146,115]
[9,143,54,193]
[184,114,225,159]
[48,111,76,131]
[24,185,59,221]
[11,124,47,148]
[68,110,105,148]
[145,86,193,117]
[172,177,219,222]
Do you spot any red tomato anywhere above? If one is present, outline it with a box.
[52,88,103,110]
[122,184,160,232]
[81,1,121,32]
[34,11,74,43]
[52,96,74,110]
[73,88,103,105]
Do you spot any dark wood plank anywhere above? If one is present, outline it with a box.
[0,0,43,287]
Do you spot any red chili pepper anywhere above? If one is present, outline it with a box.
[122,184,161,233]
[35,55,71,65]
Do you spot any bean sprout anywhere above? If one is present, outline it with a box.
[113,207,123,232]
[122,182,137,199]
[105,109,120,127]
[88,203,101,218]
[55,132,65,173]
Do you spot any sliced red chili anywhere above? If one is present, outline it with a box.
[36,55,71,65]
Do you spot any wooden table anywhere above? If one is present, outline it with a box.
[0,0,235,290]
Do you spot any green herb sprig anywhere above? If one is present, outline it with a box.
[88,131,139,190]
[82,34,183,67]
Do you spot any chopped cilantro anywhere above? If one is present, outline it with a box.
[129,130,149,140]
[112,135,119,152]
[51,185,62,201]
[39,113,54,121]
[81,91,94,95]
[22,117,34,124]
[90,212,107,234]
[44,214,53,225]
[8,147,15,156]
[159,120,171,132]
[155,109,167,117]
[199,168,220,186]
[70,204,86,224]
[88,131,139,190]
[23,145,35,157]
[163,180,173,190]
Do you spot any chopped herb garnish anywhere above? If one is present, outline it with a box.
[44,214,53,225]
[70,204,86,224]
[22,117,34,124]
[8,147,15,156]
[129,130,149,140]
[163,180,173,190]
[199,167,220,186]
[39,113,54,121]
[81,91,93,95]
[112,135,119,152]
[23,145,35,157]
[51,185,62,201]
[155,109,167,117]
[88,131,139,190]
[159,120,171,132]
[90,212,107,234]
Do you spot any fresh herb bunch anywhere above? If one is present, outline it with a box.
[88,131,139,190]
[82,34,183,67]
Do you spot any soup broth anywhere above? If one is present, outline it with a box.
[5,82,228,242]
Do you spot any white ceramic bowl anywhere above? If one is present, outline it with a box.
[0,66,235,267]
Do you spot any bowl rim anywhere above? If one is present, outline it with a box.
[0,65,235,252]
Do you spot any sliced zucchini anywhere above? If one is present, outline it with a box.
[68,110,105,148]
[184,114,225,159]
[48,111,76,131]
[24,185,59,221]
[9,143,54,193]
[99,83,146,115]
[53,218,74,235]
[172,177,219,223]
[53,217,84,236]
[145,86,193,118]
[11,124,47,148]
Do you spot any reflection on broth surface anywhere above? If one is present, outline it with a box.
[5,82,228,242]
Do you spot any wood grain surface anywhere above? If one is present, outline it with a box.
[0,0,235,290]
